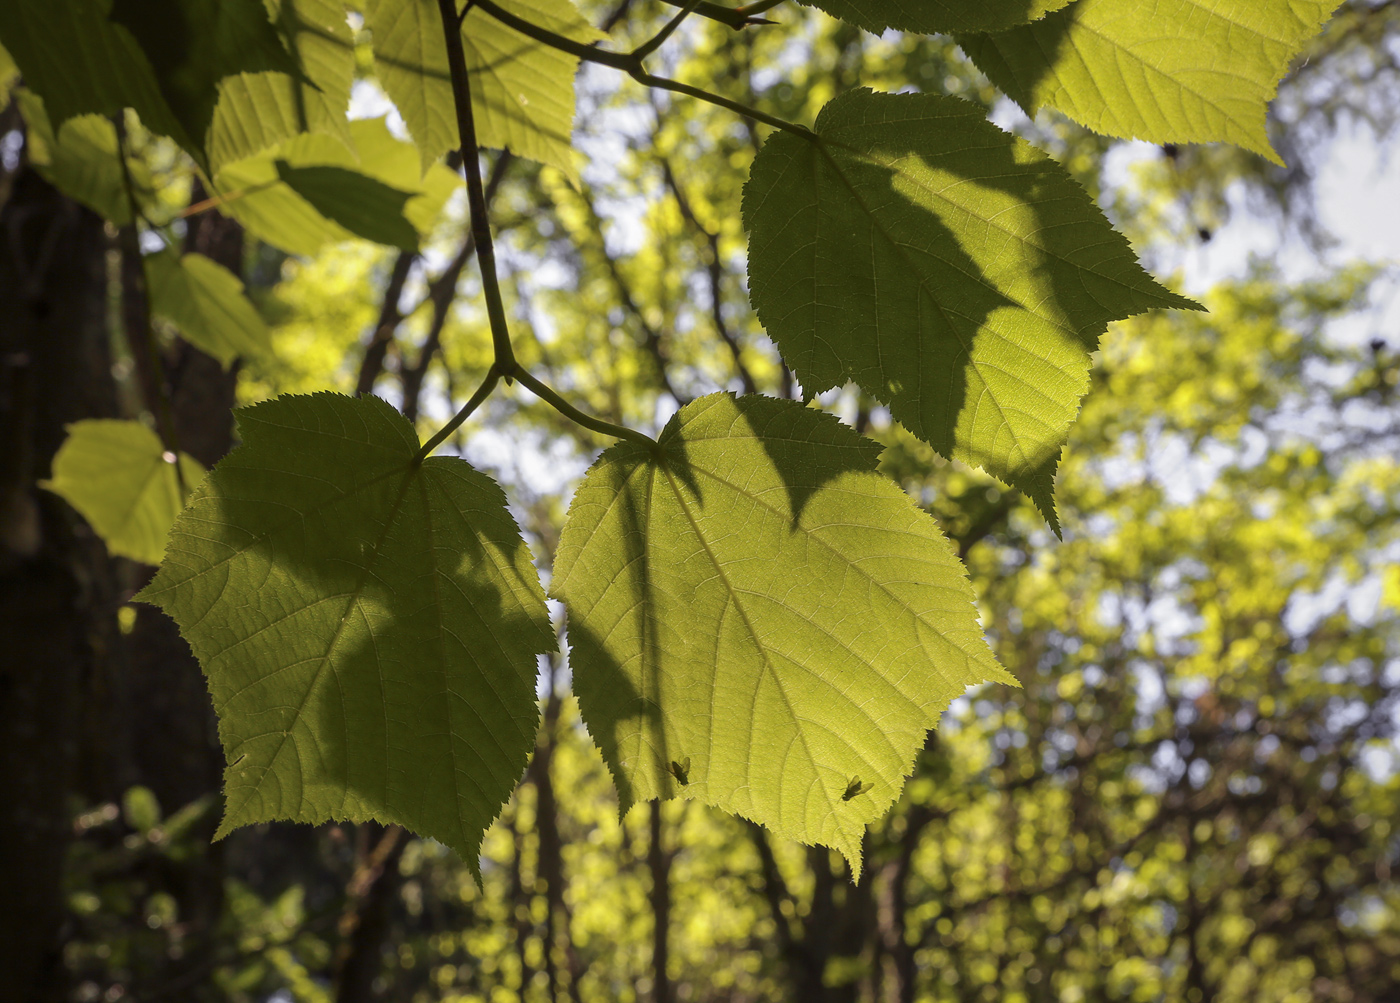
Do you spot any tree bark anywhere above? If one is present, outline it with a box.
[0,168,119,1003]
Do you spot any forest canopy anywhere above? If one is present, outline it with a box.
[0,0,1397,1001]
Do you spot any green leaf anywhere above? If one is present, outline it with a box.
[365,0,601,181]
[742,89,1198,529]
[40,420,205,566]
[797,0,1075,35]
[957,0,1345,164]
[137,393,555,867]
[552,393,1013,876]
[15,90,153,226]
[205,0,357,173]
[0,43,19,109]
[108,0,307,170]
[146,251,272,367]
[0,0,188,146]
[212,117,460,256]
[275,160,421,251]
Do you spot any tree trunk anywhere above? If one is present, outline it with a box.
[0,169,119,1003]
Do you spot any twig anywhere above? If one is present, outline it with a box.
[469,0,813,138]
[402,153,514,423]
[356,251,418,395]
[114,115,188,498]
[575,184,689,404]
[658,158,757,394]
[655,0,778,29]
[438,0,517,373]
[426,0,657,456]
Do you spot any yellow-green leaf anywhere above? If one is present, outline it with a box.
[146,251,272,367]
[365,0,600,181]
[41,420,205,566]
[958,0,1345,164]
[552,394,1013,877]
[212,117,459,256]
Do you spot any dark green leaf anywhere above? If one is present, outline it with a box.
[0,0,187,146]
[274,160,422,251]
[138,393,555,867]
[743,89,1199,529]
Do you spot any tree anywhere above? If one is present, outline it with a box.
[1,1,1395,1000]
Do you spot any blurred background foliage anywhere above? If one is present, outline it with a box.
[2,1,1398,1001]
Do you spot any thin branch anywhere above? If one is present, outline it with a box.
[402,153,514,423]
[633,0,703,61]
[513,368,656,446]
[575,184,689,404]
[114,115,187,497]
[415,367,500,460]
[356,251,418,395]
[656,0,778,29]
[438,0,517,372]
[428,0,656,456]
[470,0,812,137]
[658,158,757,394]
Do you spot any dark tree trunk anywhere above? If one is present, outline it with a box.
[0,169,120,1003]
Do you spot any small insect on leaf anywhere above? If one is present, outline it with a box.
[843,776,873,801]
[669,757,691,785]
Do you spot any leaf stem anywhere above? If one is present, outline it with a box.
[512,368,656,447]
[420,1,657,459]
[438,0,517,373]
[415,367,501,461]
[469,0,813,138]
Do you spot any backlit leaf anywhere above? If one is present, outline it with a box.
[138,393,555,868]
[275,160,421,251]
[15,90,153,225]
[108,0,307,170]
[213,117,459,256]
[798,0,1075,36]
[205,0,356,172]
[552,393,1013,876]
[743,89,1198,528]
[41,420,205,566]
[0,0,188,146]
[365,0,600,181]
[958,0,1345,164]
[146,251,272,367]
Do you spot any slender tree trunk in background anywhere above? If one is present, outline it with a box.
[533,688,569,1003]
[0,169,119,1003]
[335,824,407,1003]
[648,801,671,1003]
[510,806,538,996]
